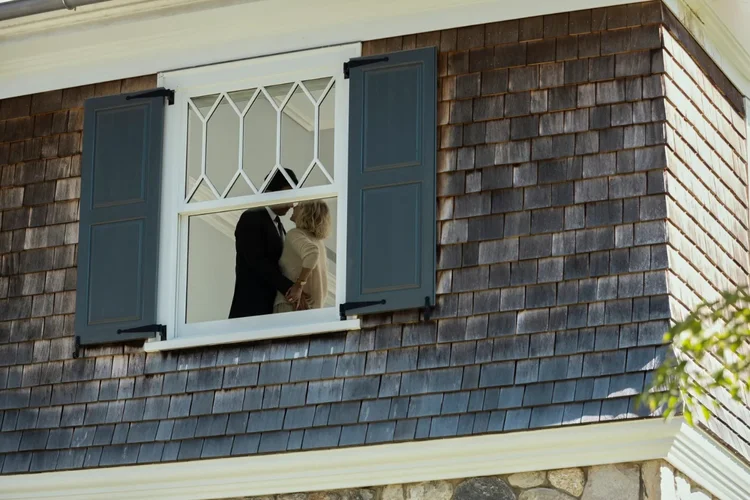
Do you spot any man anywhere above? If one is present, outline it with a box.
[228,168,298,319]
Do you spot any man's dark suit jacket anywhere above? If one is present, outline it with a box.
[229,208,294,318]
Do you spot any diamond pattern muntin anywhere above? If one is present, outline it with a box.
[186,78,335,202]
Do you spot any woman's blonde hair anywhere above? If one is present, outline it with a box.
[295,200,331,240]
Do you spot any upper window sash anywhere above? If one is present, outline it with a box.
[179,78,339,210]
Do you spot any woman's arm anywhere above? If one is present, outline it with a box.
[285,230,320,309]
[290,229,320,269]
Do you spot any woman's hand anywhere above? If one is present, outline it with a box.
[285,283,304,307]
[295,294,310,311]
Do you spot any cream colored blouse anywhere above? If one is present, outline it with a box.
[274,228,328,310]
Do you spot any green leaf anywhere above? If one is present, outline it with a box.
[684,408,693,426]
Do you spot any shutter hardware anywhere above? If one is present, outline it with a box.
[422,296,435,322]
[73,325,166,358]
[343,57,389,79]
[339,297,434,321]
[126,88,175,105]
[339,300,386,320]
[118,324,168,340]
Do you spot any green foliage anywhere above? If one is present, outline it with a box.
[639,287,750,425]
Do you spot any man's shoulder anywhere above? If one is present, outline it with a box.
[235,208,268,232]
[238,208,265,223]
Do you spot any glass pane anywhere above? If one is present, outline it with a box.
[185,105,203,200]
[188,178,216,203]
[185,197,337,323]
[281,85,315,186]
[186,210,240,323]
[227,174,254,198]
[228,88,257,113]
[303,77,332,103]
[206,96,240,196]
[265,83,294,108]
[302,161,332,188]
[243,93,278,192]
[192,94,220,118]
[319,83,335,177]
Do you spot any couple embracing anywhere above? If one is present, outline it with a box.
[228,168,330,319]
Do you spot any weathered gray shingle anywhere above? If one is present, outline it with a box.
[194,415,228,438]
[359,399,392,422]
[279,383,308,409]
[302,426,342,449]
[222,364,259,388]
[339,424,367,446]
[246,410,284,433]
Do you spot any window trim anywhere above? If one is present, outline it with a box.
[155,44,362,349]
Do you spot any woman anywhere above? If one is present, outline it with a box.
[274,200,331,313]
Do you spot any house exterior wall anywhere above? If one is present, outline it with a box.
[0,1,747,476]
[215,460,717,500]
[659,24,750,458]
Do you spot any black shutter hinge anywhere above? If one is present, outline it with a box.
[118,324,167,341]
[422,296,435,322]
[344,57,389,79]
[126,88,175,105]
[73,336,81,359]
[339,300,386,320]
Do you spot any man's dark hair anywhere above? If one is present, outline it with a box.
[265,168,298,192]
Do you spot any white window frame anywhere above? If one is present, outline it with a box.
[151,44,362,352]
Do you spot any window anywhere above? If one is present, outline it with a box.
[74,45,437,352]
[158,46,358,343]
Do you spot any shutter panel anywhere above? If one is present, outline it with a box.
[75,91,166,346]
[346,48,437,316]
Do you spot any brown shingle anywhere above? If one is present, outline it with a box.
[0,96,31,120]
[30,91,63,115]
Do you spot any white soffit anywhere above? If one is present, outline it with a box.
[0,0,663,100]
[663,0,750,98]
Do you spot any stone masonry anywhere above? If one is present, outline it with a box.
[229,461,717,500]
[0,1,748,475]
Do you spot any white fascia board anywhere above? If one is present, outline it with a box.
[0,418,681,500]
[2,418,748,500]
[0,0,640,100]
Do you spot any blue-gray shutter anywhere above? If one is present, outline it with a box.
[75,91,166,346]
[345,48,437,317]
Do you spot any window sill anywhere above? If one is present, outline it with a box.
[143,318,361,352]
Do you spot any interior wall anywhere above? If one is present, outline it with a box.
[187,216,237,323]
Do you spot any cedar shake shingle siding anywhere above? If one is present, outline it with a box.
[0,2,748,474]
[660,27,750,457]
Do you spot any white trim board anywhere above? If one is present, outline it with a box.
[662,0,750,98]
[1,418,749,500]
[0,0,665,101]
[143,318,360,351]
[1,0,747,101]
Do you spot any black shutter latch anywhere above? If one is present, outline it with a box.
[126,88,175,105]
[344,57,389,79]
[422,296,435,322]
[118,324,167,341]
[339,300,386,320]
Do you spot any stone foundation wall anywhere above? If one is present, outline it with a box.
[237,461,714,500]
